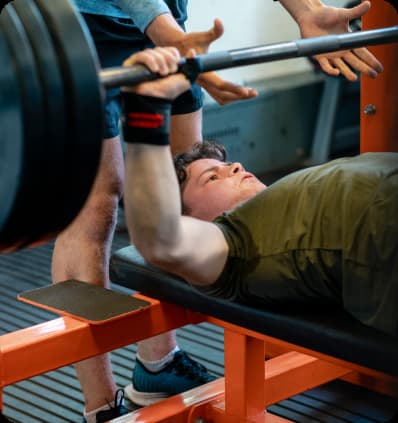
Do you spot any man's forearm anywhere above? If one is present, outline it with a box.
[124,144,184,261]
[114,0,185,46]
[145,13,185,47]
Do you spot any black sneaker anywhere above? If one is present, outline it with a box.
[82,389,128,423]
[125,350,217,406]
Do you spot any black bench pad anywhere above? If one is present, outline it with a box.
[110,246,398,376]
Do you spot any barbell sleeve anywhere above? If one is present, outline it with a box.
[99,25,398,89]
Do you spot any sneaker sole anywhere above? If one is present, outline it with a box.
[125,383,170,407]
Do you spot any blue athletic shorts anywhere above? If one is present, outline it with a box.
[82,13,203,139]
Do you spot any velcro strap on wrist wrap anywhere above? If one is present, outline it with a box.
[122,92,172,145]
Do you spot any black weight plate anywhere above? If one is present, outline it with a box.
[12,0,66,160]
[12,0,70,246]
[0,5,47,250]
[0,29,24,247]
[35,0,104,227]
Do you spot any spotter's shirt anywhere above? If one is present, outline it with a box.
[74,0,187,32]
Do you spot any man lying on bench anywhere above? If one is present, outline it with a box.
[120,47,398,338]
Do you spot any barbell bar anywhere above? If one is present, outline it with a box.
[100,25,398,89]
[0,0,397,253]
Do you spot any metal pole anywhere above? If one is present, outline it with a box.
[100,26,398,89]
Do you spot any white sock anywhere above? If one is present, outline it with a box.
[137,346,180,372]
[83,398,124,423]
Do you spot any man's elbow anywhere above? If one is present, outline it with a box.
[136,241,182,270]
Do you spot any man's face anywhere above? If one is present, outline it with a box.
[182,158,267,221]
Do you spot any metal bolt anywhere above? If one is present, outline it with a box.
[194,418,207,423]
[363,104,376,115]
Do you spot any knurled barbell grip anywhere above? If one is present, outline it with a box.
[295,27,398,57]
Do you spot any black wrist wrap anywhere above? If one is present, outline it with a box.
[122,92,172,145]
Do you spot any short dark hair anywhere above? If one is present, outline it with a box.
[173,141,227,188]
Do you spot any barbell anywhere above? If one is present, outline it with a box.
[0,0,397,253]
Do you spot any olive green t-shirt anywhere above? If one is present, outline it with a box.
[201,153,398,335]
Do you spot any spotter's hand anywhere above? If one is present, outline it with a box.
[172,19,258,105]
[298,1,383,81]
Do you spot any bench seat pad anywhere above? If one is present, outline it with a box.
[110,246,398,376]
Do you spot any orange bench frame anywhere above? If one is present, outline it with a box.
[1,291,398,423]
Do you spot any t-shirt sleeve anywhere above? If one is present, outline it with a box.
[114,0,171,32]
[194,217,250,301]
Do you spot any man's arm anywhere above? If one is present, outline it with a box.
[122,48,228,287]
[279,0,383,80]
[124,144,228,286]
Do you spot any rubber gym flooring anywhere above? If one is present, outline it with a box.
[0,210,397,423]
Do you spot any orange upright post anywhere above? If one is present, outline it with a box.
[360,1,398,152]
